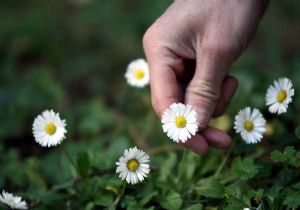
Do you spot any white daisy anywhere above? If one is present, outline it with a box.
[0,190,28,209]
[161,103,198,143]
[116,147,150,185]
[234,107,266,144]
[125,58,149,88]
[243,204,262,210]
[32,110,67,147]
[266,77,294,114]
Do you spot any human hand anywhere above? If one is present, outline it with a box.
[143,0,269,154]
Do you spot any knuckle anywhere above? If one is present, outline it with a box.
[203,42,235,57]
[143,26,160,50]
[142,29,152,49]
[188,79,220,103]
[201,36,241,61]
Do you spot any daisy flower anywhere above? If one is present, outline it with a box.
[234,107,266,144]
[0,190,27,209]
[32,110,67,147]
[125,58,149,88]
[266,77,294,114]
[116,147,150,185]
[243,204,262,210]
[161,103,198,143]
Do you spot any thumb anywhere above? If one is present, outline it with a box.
[185,46,230,129]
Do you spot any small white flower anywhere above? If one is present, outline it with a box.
[0,191,28,209]
[116,147,150,185]
[234,107,266,144]
[32,110,67,147]
[161,103,198,143]
[125,58,149,88]
[266,77,294,114]
[243,204,262,210]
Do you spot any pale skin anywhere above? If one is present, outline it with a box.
[143,0,269,155]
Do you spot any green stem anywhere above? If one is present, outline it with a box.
[148,144,183,155]
[214,142,234,177]
[220,173,236,185]
[106,183,127,209]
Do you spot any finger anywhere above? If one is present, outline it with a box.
[143,38,184,117]
[185,43,231,129]
[201,126,231,148]
[213,75,239,117]
[184,134,209,155]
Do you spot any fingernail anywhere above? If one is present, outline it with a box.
[224,85,237,102]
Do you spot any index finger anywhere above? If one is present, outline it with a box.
[145,46,184,117]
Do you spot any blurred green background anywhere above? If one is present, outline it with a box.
[0,0,300,209]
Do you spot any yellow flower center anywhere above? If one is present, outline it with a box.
[134,69,145,80]
[45,123,57,135]
[175,116,187,128]
[276,90,287,103]
[127,159,139,171]
[244,120,254,132]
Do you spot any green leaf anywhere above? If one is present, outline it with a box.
[95,194,114,207]
[76,151,91,179]
[37,192,67,206]
[160,191,183,210]
[224,196,247,210]
[158,153,177,182]
[127,205,143,210]
[199,152,220,175]
[267,186,284,200]
[247,189,264,199]
[271,195,285,210]
[85,202,95,210]
[139,192,157,206]
[271,146,300,168]
[284,190,300,209]
[290,152,300,167]
[107,136,131,162]
[178,150,200,181]
[231,157,258,180]
[184,204,203,210]
[121,195,138,208]
[295,126,300,139]
[271,146,295,162]
[77,99,114,138]
[194,177,225,198]
[25,157,47,188]
[225,181,250,198]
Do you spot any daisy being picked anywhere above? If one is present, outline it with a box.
[234,107,266,144]
[116,147,150,185]
[32,110,67,147]
[125,58,149,88]
[161,103,198,143]
[266,77,294,114]
[0,190,27,209]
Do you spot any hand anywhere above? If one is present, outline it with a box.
[143,0,269,154]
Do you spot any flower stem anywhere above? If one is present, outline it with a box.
[214,142,234,177]
[148,144,183,155]
[106,183,126,209]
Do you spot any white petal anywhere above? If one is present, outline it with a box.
[234,107,266,144]
[115,147,150,184]
[161,103,198,143]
